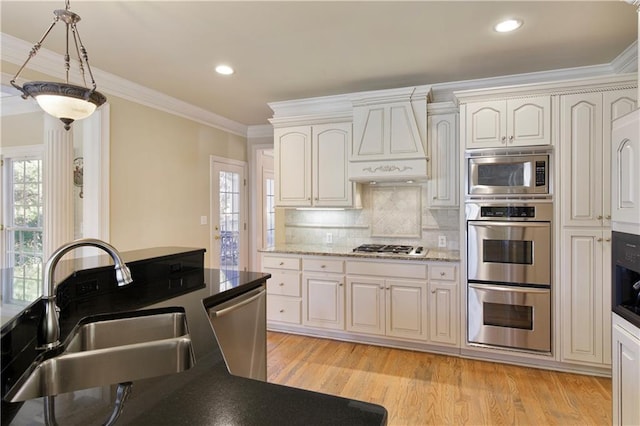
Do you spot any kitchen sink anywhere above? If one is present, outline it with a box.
[5,307,195,402]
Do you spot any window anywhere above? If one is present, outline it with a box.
[2,151,44,305]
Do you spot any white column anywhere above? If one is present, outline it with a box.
[43,115,75,259]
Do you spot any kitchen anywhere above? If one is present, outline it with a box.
[1,1,640,425]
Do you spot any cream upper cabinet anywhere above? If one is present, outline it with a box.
[560,89,637,228]
[610,97,639,230]
[274,122,352,207]
[427,104,459,208]
[464,96,551,148]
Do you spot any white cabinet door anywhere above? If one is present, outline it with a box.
[604,89,637,225]
[386,279,427,340]
[303,273,345,330]
[313,123,353,207]
[507,96,551,146]
[428,111,458,208]
[428,281,458,345]
[464,97,551,149]
[612,316,640,426]
[346,277,385,335]
[560,93,604,227]
[561,229,608,365]
[274,126,312,206]
[465,101,507,148]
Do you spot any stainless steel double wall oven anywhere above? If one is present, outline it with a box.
[465,148,553,353]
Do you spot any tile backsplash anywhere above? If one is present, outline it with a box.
[281,184,460,250]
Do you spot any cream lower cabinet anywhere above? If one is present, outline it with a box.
[345,262,429,341]
[428,264,458,346]
[302,257,345,330]
[263,254,302,325]
[346,276,427,340]
[560,229,611,366]
[612,314,640,426]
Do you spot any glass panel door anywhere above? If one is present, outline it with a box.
[211,159,247,276]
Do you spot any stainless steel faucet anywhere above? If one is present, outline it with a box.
[39,238,133,349]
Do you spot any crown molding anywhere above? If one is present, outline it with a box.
[1,33,248,137]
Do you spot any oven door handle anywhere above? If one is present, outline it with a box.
[468,221,550,228]
[469,283,549,294]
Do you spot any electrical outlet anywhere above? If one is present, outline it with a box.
[200,216,207,225]
[438,235,447,248]
[326,233,333,244]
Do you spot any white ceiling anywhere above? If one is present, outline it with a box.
[1,1,637,127]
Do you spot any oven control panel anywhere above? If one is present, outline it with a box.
[480,206,536,218]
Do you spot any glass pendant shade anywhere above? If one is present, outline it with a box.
[10,1,107,131]
[23,81,106,130]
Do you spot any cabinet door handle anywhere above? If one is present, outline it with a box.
[509,135,514,143]
[279,262,284,266]
[606,215,611,220]
[379,286,384,290]
[597,237,603,242]
[501,136,507,144]
[597,215,603,220]
[339,283,343,287]
[321,265,326,269]
[440,272,446,277]
[605,238,611,242]
[431,290,436,294]
[279,282,284,286]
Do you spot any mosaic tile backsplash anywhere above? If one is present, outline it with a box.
[281,184,460,250]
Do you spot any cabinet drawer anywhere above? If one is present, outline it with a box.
[266,270,301,297]
[303,257,344,274]
[346,260,427,280]
[267,295,301,324]
[263,255,301,270]
[429,264,457,282]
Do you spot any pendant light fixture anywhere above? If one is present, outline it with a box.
[10,0,106,131]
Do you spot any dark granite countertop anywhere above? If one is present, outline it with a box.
[1,250,387,426]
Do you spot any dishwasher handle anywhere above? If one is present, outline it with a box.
[208,285,266,318]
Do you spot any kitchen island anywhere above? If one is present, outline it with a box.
[1,248,387,425]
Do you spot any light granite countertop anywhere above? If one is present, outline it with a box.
[259,245,460,262]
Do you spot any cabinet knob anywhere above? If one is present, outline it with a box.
[597,215,603,220]
[386,286,390,290]
[606,215,611,220]
[279,309,285,313]
[321,265,326,268]
[279,282,284,286]
[501,136,507,144]
[279,262,284,266]
[431,290,436,294]
[380,286,384,290]
[509,135,514,143]
[597,237,603,242]
[605,238,611,242]
[440,272,446,277]
[314,197,318,201]
[339,283,343,287]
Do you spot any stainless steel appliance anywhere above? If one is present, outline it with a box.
[207,283,267,381]
[612,231,640,328]
[466,202,552,352]
[352,244,426,256]
[466,149,550,198]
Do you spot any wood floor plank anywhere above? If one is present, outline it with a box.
[266,332,612,426]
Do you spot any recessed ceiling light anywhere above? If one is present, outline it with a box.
[494,19,523,33]
[215,64,234,75]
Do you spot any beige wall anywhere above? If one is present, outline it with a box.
[1,111,44,147]
[107,96,247,265]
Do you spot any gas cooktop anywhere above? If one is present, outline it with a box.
[352,244,426,256]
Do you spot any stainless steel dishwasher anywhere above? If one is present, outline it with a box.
[206,283,267,381]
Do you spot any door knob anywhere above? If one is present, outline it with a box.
[214,235,221,240]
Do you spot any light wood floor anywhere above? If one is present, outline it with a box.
[266,332,612,426]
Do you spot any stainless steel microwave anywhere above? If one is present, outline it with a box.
[466,151,550,197]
